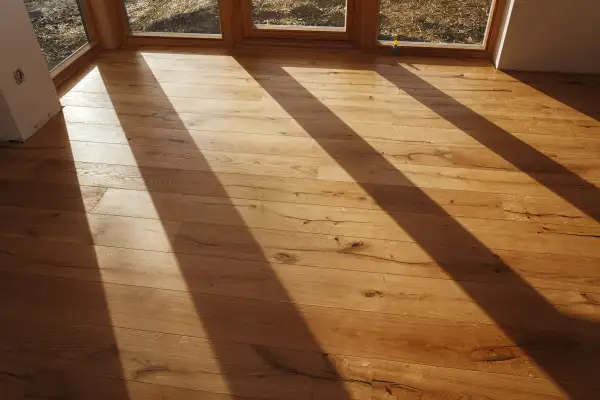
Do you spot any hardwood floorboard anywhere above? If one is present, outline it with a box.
[18,119,600,178]
[5,139,600,200]
[1,232,599,326]
[60,99,599,141]
[52,119,600,171]
[0,196,598,262]
[89,188,600,254]
[2,208,599,293]
[89,56,599,108]
[1,270,596,385]
[75,69,589,116]
[1,49,599,399]
[54,115,600,155]
[0,303,561,400]
[8,157,595,227]
[61,82,591,123]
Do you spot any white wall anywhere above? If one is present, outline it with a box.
[0,91,20,140]
[495,0,600,74]
[0,0,60,141]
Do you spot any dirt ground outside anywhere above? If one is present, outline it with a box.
[25,0,89,70]
[26,0,494,70]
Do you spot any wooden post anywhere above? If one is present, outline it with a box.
[485,0,509,56]
[220,0,245,48]
[87,0,127,49]
[355,0,379,52]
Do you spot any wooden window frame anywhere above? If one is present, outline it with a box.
[118,0,230,48]
[73,0,508,61]
[51,42,100,88]
[359,0,507,58]
[48,0,100,86]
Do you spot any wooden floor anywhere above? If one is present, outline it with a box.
[1,49,599,399]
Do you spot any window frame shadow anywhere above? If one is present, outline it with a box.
[235,53,600,399]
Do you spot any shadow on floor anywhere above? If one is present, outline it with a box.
[236,55,600,399]
[0,116,131,398]
[380,65,600,222]
[97,56,354,399]
[506,70,600,122]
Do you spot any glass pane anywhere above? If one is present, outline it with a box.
[378,0,494,45]
[24,0,89,71]
[252,0,347,29]
[124,0,221,34]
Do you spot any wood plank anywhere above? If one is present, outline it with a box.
[28,113,600,165]
[0,180,105,212]
[62,78,591,122]
[8,119,599,231]
[94,52,600,95]
[1,233,598,326]
[1,270,597,386]
[96,50,600,86]
[0,298,563,400]
[1,174,599,261]
[0,178,597,296]
[5,139,321,180]
[89,55,587,98]
[42,119,600,160]
[74,67,597,123]
[318,160,600,198]
[1,195,598,293]
[59,102,600,155]
[23,116,600,176]
[8,131,600,201]
[100,50,496,70]
[1,200,600,294]
[57,97,597,151]
[88,187,600,256]
[62,76,594,136]
[5,149,595,229]
[70,64,599,127]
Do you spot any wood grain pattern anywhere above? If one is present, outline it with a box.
[0,49,599,399]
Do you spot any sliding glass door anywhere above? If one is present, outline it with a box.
[24,0,90,70]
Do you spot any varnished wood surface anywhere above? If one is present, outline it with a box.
[1,49,599,400]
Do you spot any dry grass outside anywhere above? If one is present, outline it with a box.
[25,0,88,71]
[251,0,346,27]
[379,0,494,44]
[124,0,221,34]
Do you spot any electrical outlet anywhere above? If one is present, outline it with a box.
[13,69,25,85]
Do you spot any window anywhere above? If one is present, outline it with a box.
[24,0,90,71]
[251,0,347,30]
[378,0,495,45]
[123,0,222,34]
